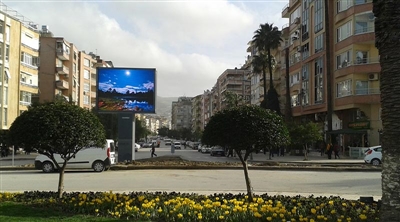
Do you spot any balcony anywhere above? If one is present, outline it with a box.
[91,80,97,86]
[56,49,70,60]
[91,91,96,98]
[336,88,380,106]
[282,23,289,37]
[282,3,289,18]
[289,0,300,11]
[335,56,380,77]
[55,80,69,89]
[56,65,69,75]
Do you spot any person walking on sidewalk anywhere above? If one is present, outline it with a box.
[326,143,333,159]
[151,143,157,158]
[333,143,340,159]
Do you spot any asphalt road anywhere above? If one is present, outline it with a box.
[0,169,381,200]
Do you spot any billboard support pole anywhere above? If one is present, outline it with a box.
[132,116,136,161]
[117,113,133,162]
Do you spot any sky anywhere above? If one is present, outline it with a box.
[98,68,155,94]
[5,0,288,97]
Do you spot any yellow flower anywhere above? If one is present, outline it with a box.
[254,212,262,218]
[177,213,183,218]
[329,200,334,205]
[219,215,224,220]
[311,208,317,214]
[267,217,272,221]
[95,209,99,213]
[158,207,162,213]
[224,211,229,215]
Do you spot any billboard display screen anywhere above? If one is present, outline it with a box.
[97,67,156,113]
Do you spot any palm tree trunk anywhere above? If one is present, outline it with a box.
[284,47,292,122]
[236,150,253,200]
[262,67,267,102]
[267,48,274,89]
[324,0,333,137]
[373,1,400,221]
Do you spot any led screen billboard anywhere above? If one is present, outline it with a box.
[97,67,156,113]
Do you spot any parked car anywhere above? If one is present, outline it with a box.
[34,139,116,173]
[201,145,212,153]
[210,146,225,156]
[174,141,181,149]
[165,139,172,146]
[142,142,152,148]
[192,142,200,150]
[364,145,382,165]
[135,143,141,152]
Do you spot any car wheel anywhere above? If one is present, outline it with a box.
[42,161,54,173]
[371,158,381,166]
[92,161,105,172]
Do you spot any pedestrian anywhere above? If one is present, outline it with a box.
[326,143,333,159]
[334,143,340,159]
[151,143,157,158]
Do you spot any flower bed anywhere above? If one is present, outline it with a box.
[0,191,379,221]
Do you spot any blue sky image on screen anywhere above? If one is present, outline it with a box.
[98,68,155,113]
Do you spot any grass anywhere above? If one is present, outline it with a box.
[0,202,121,222]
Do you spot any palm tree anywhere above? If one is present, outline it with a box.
[252,23,282,89]
[373,1,400,221]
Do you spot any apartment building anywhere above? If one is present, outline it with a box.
[281,0,381,147]
[216,68,250,111]
[39,33,110,110]
[191,94,202,132]
[171,97,192,130]
[0,4,40,129]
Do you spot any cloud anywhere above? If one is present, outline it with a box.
[7,0,288,97]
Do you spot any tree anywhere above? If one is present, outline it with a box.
[202,105,289,200]
[223,91,243,108]
[324,0,333,137]
[252,23,282,113]
[288,122,322,160]
[373,1,400,220]
[157,127,169,138]
[135,117,147,141]
[8,102,106,198]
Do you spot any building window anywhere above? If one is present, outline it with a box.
[355,12,374,34]
[6,26,10,42]
[3,108,7,126]
[355,80,368,95]
[337,21,352,42]
[302,80,309,105]
[315,34,323,53]
[84,83,90,92]
[84,58,90,67]
[301,0,310,41]
[73,63,77,74]
[314,57,324,103]
[20,91,32,106]
[290,52,301,65]
[337,79,352,97]
[337,50,352,69]
[83,95,89,105]
[21,52,39,68]
[3,86,7,105]
[84,69,90,79]
[0,45,2,60]
[290,7,301,25]
[290,72,300,86]
[337,0,353,13]
[355,51,368,64]
[302,43,310,59]
[302,64,310,80]
[314,0,324,33]
[291,94,300,107]
[5,45,9,62]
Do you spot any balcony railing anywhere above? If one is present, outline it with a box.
[56,65,69,75]
[354,25,374,35]
[354,56,380,65]
[19,101,31,106]
[56,80,69,89]
[354,88,380,95]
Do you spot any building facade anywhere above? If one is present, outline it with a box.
[171,97,192,130]
[281,0,381,147]
[0,5,40,129]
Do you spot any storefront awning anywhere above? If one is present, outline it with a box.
[327,129,367,135]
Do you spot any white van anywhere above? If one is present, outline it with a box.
[34,139,116,173]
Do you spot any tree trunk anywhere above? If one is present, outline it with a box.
[57,163,67,198]
[263,66,267,103]
[284,47,292,122]
[373,1,400,221]
[267,48,274,90]
[303,144,308,161]
[236,150,253,200]
[324,0,333,136]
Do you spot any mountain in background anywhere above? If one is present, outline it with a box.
[155,96,179,120]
